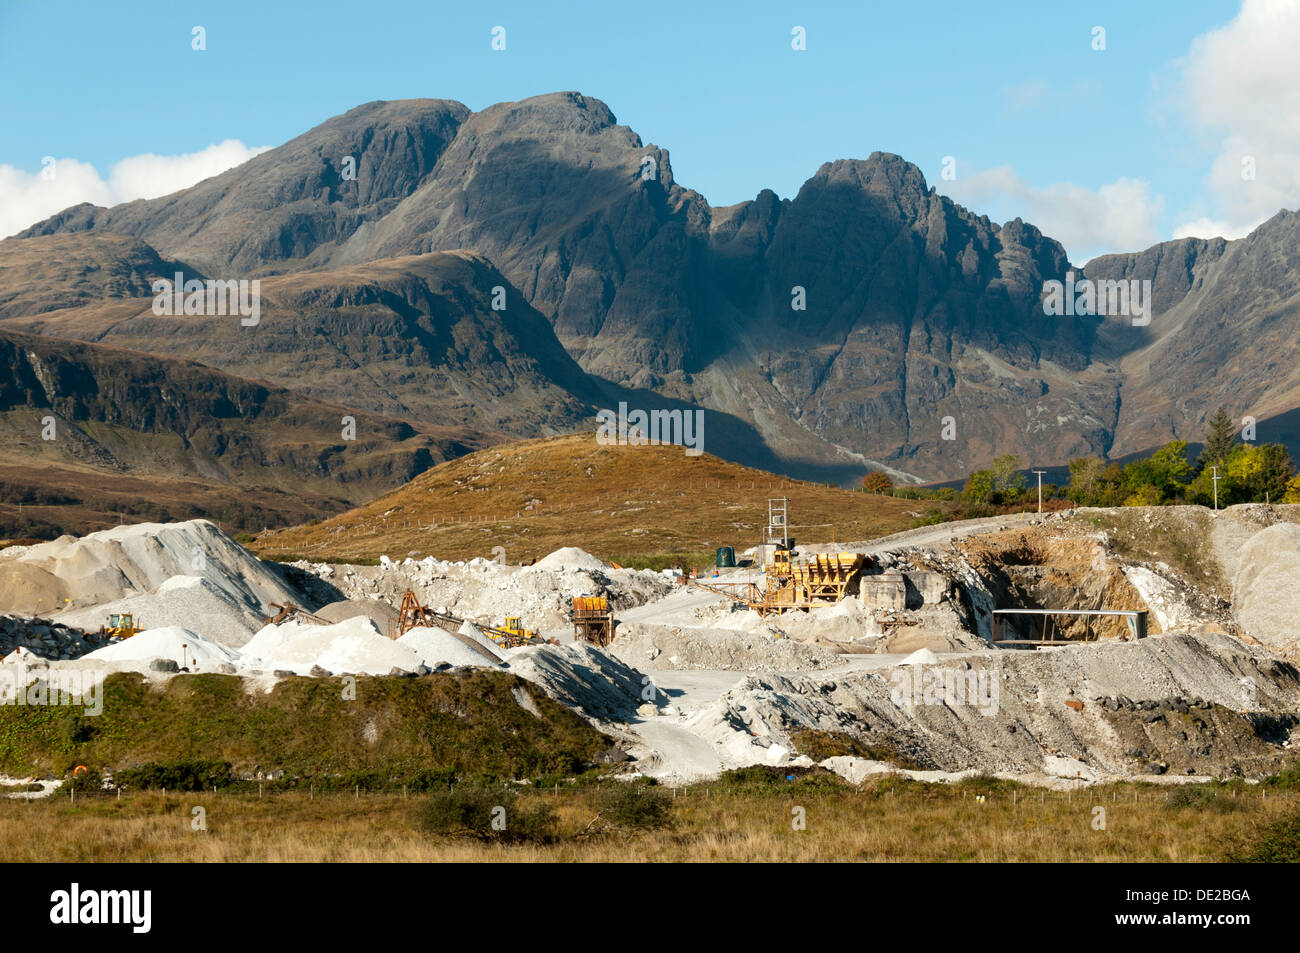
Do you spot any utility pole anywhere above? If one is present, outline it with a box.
[1032,470,1046,514]
[1210,465,1221,511]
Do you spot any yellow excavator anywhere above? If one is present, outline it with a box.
[99,613,142,639]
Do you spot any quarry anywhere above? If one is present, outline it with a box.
[3,500,1299,795]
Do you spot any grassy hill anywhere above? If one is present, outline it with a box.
[0,670,610,784]
[252,433,952,566]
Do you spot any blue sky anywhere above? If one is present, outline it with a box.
[2,0,1290,262]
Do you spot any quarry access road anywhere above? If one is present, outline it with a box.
[803,510,1047,557]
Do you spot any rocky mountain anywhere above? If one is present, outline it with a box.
[0,233,202,319]
[11,91,1300,482]
[5,245,600,436]
[0,235,861,484]
[0,327,490,535]
[1084,211,1300,458]
[18,99,469,275]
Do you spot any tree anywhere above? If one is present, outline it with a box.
[861,471,893,494]
[1185,442,1292,505]
[1184,468,1218,507]
[1067,457,1103,503]
[1122,440,1192,501]
[1095,462,1127,506]
[1283,472,1300,504]
[990,454,1027,502]
[1123,484,1163,507]
[962,469,995,505]
[1225,442,1293,503]
[1255,444,1294,502]
[1198,406,1238,471]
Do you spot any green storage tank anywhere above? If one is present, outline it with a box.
[715,546,736,568]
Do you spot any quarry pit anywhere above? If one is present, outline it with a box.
[2,503,1299,793]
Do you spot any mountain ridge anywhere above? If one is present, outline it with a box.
[11,91,1300,483]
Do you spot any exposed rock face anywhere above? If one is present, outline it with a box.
[9,250,601,437]
[10,91,1300,481]
[0,327,485,505]
[1085,210,1300,459]
[331,96,1112,476]
[18,99,470,274]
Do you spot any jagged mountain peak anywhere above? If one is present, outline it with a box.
[10,92,1300,482]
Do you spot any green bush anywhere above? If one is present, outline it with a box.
[892,486,932,501]
[1235,814,1300,862]
[62,767,106,797]
[788,729,923,769]
[715,764,848,794]
[404,768,460,791]
[911,507,949,528]
[1164,784,1241,812]
[592,781,673,830]
[1263,762,1300,790]
[59,711,97,747]
[115,759,233,792]
[419,783,554,843]
[952,773,1026,797]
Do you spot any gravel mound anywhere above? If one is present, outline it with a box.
[457,621,508,657]
[761,601,878,644]
[609,621,841,672]
[683,631,1300,781]
[314,598,399,633]
[1233,521,1300,658]
[0,519,304,617]
[504,642,646,722]
[58,575,267,648]
[398,626,503,667]
[527,547,611,573]
[240,616,420,676]
[288,554,673,634]
[85,626,242,670]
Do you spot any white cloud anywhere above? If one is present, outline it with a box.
[1001,79,1049,113]
[1170,216,1256,242]
[940,166,1164,264]
[0,140,270,239]
[1174,0,1300,239]
[939,3,1300,257]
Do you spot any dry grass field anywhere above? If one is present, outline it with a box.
[5,775,1297,863]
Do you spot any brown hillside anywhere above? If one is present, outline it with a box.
[0,328,495,538]
[252,433,951,565]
